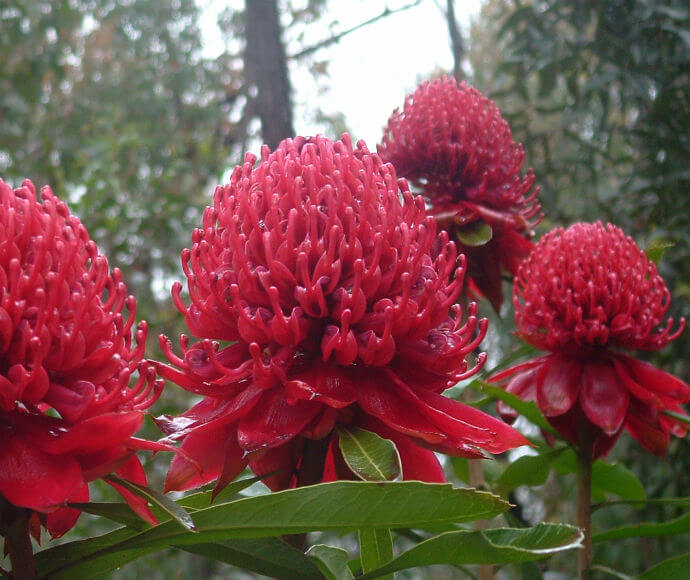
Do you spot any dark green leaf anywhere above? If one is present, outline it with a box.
[36,481,509,579]
[306,544,355,580]
[640,552,690,579]
[104,475,196,532]
[358,523,583,579]
[469,380,557,435]
[68,502,150,531]
[593,512,690,542]
[182,538,321,580]
[337,426,401,482]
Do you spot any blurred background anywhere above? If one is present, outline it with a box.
[1,0,689,577]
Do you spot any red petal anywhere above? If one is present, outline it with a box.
[580,361,629,435]
[248,438,304,491]
[625,399,670,456]
[284,364,357,408]
[355,376,447,444]
[237,389,322,452]
[537,354,581,416]
[414,388,530,454]
[21,412,143,455]
[46,484,89,538]
[108,455,157,525]
[497,366,540,421]
[621,355,690,402]
[165,421,237,492]
[0,432,83,511]
[360,417,445,482]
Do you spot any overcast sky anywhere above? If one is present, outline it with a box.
[199,0,481,148]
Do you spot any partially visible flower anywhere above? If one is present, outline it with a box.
[155,134,528,494]
[491,222,689,459]
[0,179,164,539]
[378,76,542,310]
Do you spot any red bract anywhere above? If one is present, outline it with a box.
[0,179,164,538]
[378,76,542,310]
[491,222,689,459]
[155,134,527,493]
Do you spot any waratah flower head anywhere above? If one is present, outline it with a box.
[378,76,542,310]
[156,134,527,493]
[492,222,689,459]
[0,179,164,538]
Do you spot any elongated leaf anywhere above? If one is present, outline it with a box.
[358,523,583,579]
[594,512,690,542]
[176,474,266,511]
[595,497,690,510]
[469,380,557,435]
[104,475,196,532]
[337,426,401,481]
[359,528,393,580]
[306,545,355,580]
[182,538,321,580]
[68,502,150,531]
[494,448,566,496]
[36,481,509,579]
[640,552,690,579]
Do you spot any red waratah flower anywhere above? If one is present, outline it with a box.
[0,179,165,539]
[154,134,528,494]
[378,76,542,311]
[490,222,689,459]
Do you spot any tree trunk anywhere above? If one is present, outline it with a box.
[244,0,295,149]
[446,0,465,80]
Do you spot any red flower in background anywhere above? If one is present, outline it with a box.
[0,180,164,539]
[378,76,542,310]
[155,135,527,494]
[491,222,689,459]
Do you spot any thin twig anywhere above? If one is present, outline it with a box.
[289,0,423,60]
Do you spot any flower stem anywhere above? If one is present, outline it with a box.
[0,500,37,580]
[576,430,594,579]
[285,436,332,551]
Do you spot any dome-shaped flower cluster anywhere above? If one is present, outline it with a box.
[378,76,542,310]
[0,179,164,538]
[156,135,527,493]
[491,222,689,458]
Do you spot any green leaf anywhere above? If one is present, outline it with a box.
[68,502,150,531]
[176,474,267,511]
[640,552,690,579]
[306,545,355,580]
[591,461,646,502]
[104,475,196,532]
[337,426,402,481]
[494,448,566,496]
[36,481,509,579]
[594,512,690,542]
[469,380,558,435]
[359,528,394,580]
[645,242,674,264]
[183,538,322,580]
[358,523,583,579]
[455,221,493,247]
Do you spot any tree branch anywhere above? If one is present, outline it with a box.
[290,0,423,60]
